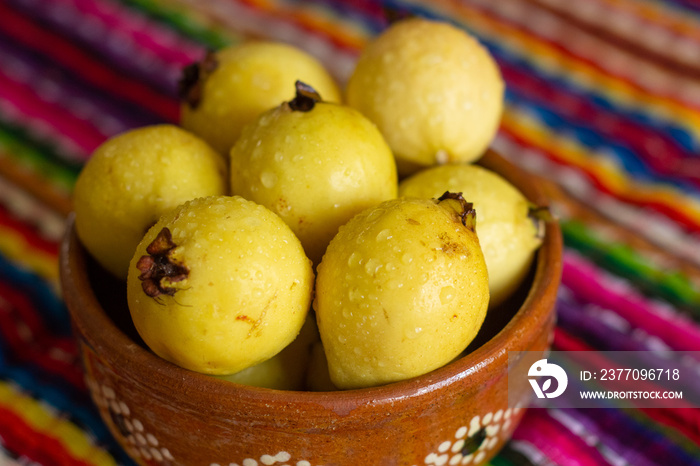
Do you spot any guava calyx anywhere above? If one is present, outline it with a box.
[178,50,219,109]
[438,191,476,231]
[288,80,322,112]
[136,227,189,297]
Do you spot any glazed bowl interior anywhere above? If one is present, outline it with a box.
[60,149,562,465]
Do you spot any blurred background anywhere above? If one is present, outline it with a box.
[0,0,699,464]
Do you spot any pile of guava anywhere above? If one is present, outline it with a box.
[72,18,543,391]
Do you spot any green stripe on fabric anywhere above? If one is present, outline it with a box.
[561,220,700,315]
[0,124,80,193]
[119,0,239,49]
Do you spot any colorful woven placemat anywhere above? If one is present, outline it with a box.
[1,0,699,464]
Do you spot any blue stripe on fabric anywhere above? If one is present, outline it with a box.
[0,253,70,336]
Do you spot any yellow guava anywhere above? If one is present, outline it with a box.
[126,195,314,375]
[399,163,542,307]
[314,194,489,389]
[180,41,341,155]
[72,124,226,279]
[346,18,504,175]
[230,82,398,265]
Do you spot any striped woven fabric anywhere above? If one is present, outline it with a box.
[1,0,699,464]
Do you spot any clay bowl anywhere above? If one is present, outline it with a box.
[59,149,562,466]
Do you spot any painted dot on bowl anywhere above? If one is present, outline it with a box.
[146,433,158,446]
[493,409,503,422]
[102,385,115,399]
[162,448,174,461]
[468,416,481,436]
[474,451,485,464]
[455,426,467,439]
[296,462,311,466]
[119,401,130,416]
[449,453,462,465]
[451,439,465,453]
[243,459,258,466]
[135,432,147,446]
[481,412,493,425]
[140,446,152,460]
[439,441,451,453]
[504,408,512,419]
[486,436,499,450]
[132,419,144,432]
[485,424,500,437]
[150,448,163,462]
[460,453,473,465]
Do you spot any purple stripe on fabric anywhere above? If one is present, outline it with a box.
[562,251,700,351]
[0,36,164,137]
[6,0,201,97]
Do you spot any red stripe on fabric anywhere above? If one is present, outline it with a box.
[0,3,179,123]
[0,405,95,466]
[499,61,700,189]
[0,71,106,158]
[512,408,611,465]
[501,126,700,233]
[0,282,84,390]
[0,203,59,257]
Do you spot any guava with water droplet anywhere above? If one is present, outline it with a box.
[230,81,398,265]
[399,163,543,306]
[314,193,489,389]
[346,18,504,176]
[72,124,226,279]
[180,41,341,155]
[126,195,314,375]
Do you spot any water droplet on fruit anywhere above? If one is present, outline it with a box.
[401,253,413,264]
[347,251,360,267]
[376,229,393,242]
[440,286,456,304]
[260,171,277,188]
[348,288,364,302]
[273,151,284,163]
[405,327,423,340]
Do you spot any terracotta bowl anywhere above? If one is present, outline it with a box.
[59,150,562,466]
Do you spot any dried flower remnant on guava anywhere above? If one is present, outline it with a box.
[136,227,189,298]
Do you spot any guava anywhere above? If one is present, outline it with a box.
[126,195,314,375]
[215,313,319,390]
[399,163,543,306]
[346,18,504,175]
[180,41,341,155]
[72,124,226,279]
[314,193,489,389]
[230,81,398,265]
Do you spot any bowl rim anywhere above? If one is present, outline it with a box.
[59,149,562,410]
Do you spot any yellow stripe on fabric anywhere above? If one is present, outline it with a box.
[395,0,700,138]
[0,381,118,466]
[502,106,700,228]
[0,224,58,286]
[242,0,370,49]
